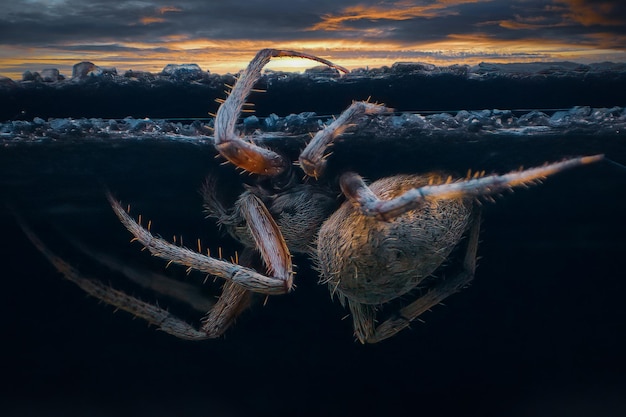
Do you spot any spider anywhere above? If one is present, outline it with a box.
[22,49,603,343]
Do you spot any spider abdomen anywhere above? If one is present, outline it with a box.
[317,174,473,305]
[268,184,337,254]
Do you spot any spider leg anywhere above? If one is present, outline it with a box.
[200,248,255,336]
[299,101,390,178]
[107,191,293,295]
[351,206,482,344]
[215,48,348,176]
[16,217,211,340]
[59,231,215,313]
[200,281,251,337]
[17,213,256,339]
[340,155,604,221]
[346,300,377,344]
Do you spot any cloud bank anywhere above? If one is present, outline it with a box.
[1,0,624,78]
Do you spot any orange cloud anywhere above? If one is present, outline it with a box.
[140,17,166,25]
[159,6,183,14]
[139,6,182,25]
[580,31,626,49]
[486,2,625,32]
[556,0,625,26]
[497,14,565,30]
[309,0,490,31]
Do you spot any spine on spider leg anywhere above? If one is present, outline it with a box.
[106,193,292,295]
[438,155,602,206]
[299,101,390,178]
[213,49,348,176]
[418,155,603,210]
[347,155,604,221]
[456,154,606,198]
[15,215,210,340]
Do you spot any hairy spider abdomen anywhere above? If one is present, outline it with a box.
[318,174,474,305]
[207,183,338,256]
[265,184,338,254]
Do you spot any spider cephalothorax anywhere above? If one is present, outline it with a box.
[21,49,603,343]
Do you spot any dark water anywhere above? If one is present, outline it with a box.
[2,58,625,417]
[1,117,625,417]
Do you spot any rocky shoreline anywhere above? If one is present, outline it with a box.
[2,60,626,121]
[1,106,624,144]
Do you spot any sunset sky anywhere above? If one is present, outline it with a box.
[1,0,625,80]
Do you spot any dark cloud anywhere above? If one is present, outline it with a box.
[0,0,624,78]
[1,0,621,45]
[0,0,347,44]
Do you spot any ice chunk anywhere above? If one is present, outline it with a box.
[304,66,342,78]
[518,111,550,126]
[0,75,17,88]
[161,63,202,75]
[430,112,459,129]
[72,62,102,79]
[161,64,205,81]
[263,113,280,130]
[243,115,260,131]
[123,70,155,81]
[100,67,118,77]
[391,62,439,75]
[21,71,37,82]
[41,68,63,82]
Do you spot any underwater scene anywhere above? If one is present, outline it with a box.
[1,53,626,416]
